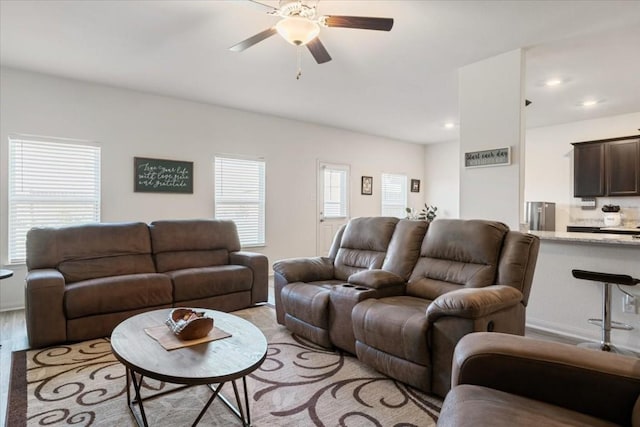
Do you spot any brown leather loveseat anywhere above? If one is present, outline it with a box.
[273,217,539,397]
[25,219,268,348]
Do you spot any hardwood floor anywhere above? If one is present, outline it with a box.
[0,298,580,427]
[1,308,29,426]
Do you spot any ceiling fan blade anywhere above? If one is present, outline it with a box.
[323,16,394,31]
[307,38,332,64]
[244,0,278,13]
[229,27,278,52]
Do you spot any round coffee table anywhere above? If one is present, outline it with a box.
[111,308,267,427]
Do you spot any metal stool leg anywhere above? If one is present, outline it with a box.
[599,282,612,351]
[577,282,635,355]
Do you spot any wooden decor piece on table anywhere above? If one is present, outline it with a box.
[165,308,214,340]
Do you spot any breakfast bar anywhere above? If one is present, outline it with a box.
[526,231,640,352]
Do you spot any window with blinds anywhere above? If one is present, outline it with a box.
[214,156,266,247]
[381,173,407,218]
[323,167,348,218]
[8,136,101,264]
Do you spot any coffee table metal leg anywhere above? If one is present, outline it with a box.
[192,380,226,426]
[128,369,150,427]
[123,372,252,427]
[231,380,246,424]
[242,376,251,426]
[209,377,251,427]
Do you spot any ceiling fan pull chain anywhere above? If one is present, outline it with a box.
[296,46,303,80]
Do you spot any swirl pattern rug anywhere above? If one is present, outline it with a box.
[8,305,441,426]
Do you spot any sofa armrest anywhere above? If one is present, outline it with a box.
[272,257,335,283]
[229,251,269,304]
[25,269,67,348]
[348,269,405,289]
[452,332,640,426]
[426,285,522,323]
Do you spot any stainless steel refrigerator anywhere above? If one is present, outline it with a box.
[526,202,556,231]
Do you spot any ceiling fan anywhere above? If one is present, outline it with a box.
[229,0,394,66]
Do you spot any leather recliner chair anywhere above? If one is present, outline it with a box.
[438,332,640,426]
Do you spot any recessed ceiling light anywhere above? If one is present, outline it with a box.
[444,122,455,129]
[545,78,562,87]
[580,99,599,107]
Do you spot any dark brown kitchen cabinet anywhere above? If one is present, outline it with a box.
[572,135,640,197]
[573,142,605,197]
[607,139,640,195]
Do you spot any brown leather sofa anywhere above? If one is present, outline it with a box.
[273,217,539,397]
[438,332,640,427]
[25,219,268,348]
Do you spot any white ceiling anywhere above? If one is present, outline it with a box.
[1,0,639,144]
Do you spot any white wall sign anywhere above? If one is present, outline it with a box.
[464,147,511,168]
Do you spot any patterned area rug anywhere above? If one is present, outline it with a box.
[8,305,441,426]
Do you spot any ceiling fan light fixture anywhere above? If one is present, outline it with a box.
[276,17,320,46]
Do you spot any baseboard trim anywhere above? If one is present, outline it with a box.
[526,319,639,353]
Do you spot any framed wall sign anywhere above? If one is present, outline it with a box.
[361,176,373,195]
[464,147,511,168]
[134,157,193,193]
[411,179,420,192]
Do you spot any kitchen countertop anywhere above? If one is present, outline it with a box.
[529,230,640,246]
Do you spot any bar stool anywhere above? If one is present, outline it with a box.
[572,269,639,355]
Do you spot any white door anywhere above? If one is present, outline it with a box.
[317,162,350,256]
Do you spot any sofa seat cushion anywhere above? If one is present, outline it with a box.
[439,384,618,427]
[352,295,431,366]
[168,265,252,302]
[64,273,173,319]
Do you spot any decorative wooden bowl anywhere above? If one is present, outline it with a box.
[165,308,214,340]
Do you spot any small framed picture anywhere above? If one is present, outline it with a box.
[411,179,420,193]
[361,176,373,195]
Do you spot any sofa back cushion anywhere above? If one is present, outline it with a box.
[334,217,399,281]
[407,219,508,300]
[150,219,241,272]
[382,219,429,280]
[26,222,156,283]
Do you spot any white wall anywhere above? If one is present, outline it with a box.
[0,67,426,311]
[525,111,640,231]
[459,49,526,229]
[425,111,640,231]
[423,141,459,218]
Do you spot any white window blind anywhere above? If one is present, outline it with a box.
[381,173,407,218]
[323,167,348,218]
[8,136,101,264]
[214,156,266,247]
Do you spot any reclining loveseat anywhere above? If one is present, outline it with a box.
[273,217,539,396]
[25,219,268,348]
